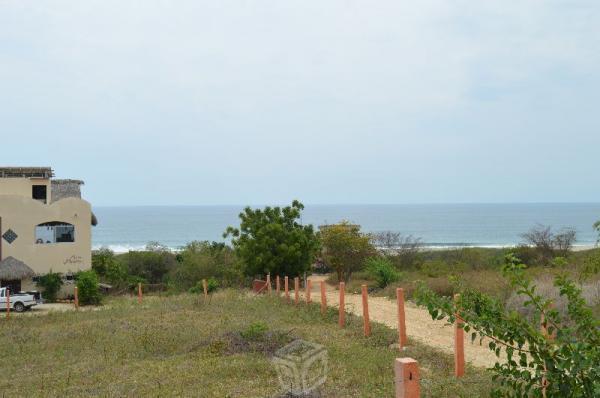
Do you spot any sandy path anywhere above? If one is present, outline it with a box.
[296,275,498,368]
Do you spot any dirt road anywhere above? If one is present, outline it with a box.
[300,275,498,368]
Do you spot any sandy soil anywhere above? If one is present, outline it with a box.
[294,275,499,368]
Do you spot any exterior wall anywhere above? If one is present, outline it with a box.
[0,178,51,202]
[0,196,92,275]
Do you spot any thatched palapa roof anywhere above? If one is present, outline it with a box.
[0,257,35,280]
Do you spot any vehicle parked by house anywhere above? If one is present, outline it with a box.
[0,287,38,312]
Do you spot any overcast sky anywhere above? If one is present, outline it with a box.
[1,1,599,206]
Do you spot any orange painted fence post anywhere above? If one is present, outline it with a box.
[338,282,345,327]
[138,283,143,304]
[202,279,208,299]
[397,288,407,348]
[395,358,420,398]
[266,274,271,295]
[74,286,79,310]
[284,276,289,302]
[454,294,465,378]
[6,289,10,319]
[294,277,299,305]
[276,275,280,294]
[320,281,327,315]
[362,285,371,337]
[306,279,312,303]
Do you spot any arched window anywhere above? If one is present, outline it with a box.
[35,222,75,244]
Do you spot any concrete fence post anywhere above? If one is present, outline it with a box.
[284,276,289,302]
[294,277,300,305]
[320,281,327,315]
[266,274,271,295]
[454,294,465,378]
[362,285,371,337]
[338,282,345,328]
[74,286,79,310]
[202,279,208,299]
[306,279,312,303]
[6,289,10,319]
[395,358,420,398]
[138,283,143,304]
[276,275,280,294]
[397,288,407,348]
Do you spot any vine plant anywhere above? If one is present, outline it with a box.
[415,254,600,397]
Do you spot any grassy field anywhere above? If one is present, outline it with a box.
[0,291,494,397]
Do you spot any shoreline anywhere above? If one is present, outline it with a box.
[94,243,598,254]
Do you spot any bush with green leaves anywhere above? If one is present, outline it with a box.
[365,257,401,288]
[188,277,219,294]
[76,271,102,305]
[36,271,63,302]
[224,200,319,278]
[415,253,600,397]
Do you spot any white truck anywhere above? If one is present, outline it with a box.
[0,287,38,312]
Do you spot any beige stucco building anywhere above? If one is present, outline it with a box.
[0,167,96,297]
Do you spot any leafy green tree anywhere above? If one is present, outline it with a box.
[76,270,102,305]
[224,200,319,277]
[365,257,401,288]
[415,254,600,397]
[320,221,375,282]
[36,271,63,302]
[91,248,116,276]
[119,244,177,284]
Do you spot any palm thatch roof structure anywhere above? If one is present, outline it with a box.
[0,257,35,280]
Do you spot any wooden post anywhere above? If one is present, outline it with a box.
[320,281,327,315]
[397,288,407,348]
[74,286,79,310]
[454,294,465,378]
[306,279,312,303]
[266,274,271,295]
[5,289,9,319]
[338,282,345,328]
[395,358,420,398]
[276,275,280,294]
[294,277,299,305]
[138,283,143,304]
[202,279,208,299]
[284,276,289,302]
[362,285,371,337]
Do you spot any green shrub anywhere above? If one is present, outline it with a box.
[188,278,219,294]
[365,257,401,288]
[240,321,268,341]
[36,271,63,302]
[76,271,101,305]
[420,260,450,278]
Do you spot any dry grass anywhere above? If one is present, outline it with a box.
[0,291,494,397]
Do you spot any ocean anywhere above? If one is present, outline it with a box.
[91,203,600,252]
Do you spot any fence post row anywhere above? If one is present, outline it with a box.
[338,282,345,328]
[306,279,312,303]
[397,288,407,349]
[320,281,327,315]
[294,277,299,305]
[454,294,465,378]
[361,284,371,337]
[395,358,420,398]
[284,276,289,302]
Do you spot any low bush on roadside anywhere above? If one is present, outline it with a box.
[189,277,219,295]
[36,271,63,302]
[77,270,102,305]
[365,257,401,288]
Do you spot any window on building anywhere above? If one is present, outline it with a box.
[35,222,75,244]
[32,185,47,203]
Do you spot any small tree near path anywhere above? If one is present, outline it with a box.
[320,222,375,283]
[224,200,319,278]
